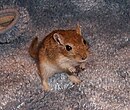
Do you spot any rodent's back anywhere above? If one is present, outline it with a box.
[29,28,89,65]
[38,29,76,53]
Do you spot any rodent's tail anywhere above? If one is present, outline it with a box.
[29,37,38,59]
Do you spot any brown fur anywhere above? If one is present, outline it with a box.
[29,37,38,59]
[29,25,89,91]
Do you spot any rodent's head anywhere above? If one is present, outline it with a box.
[53,24,90,63]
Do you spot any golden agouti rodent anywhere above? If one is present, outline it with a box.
[29,24,89,91]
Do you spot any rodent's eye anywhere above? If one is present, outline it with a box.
[83,39,86,45]
[66,45,72,51]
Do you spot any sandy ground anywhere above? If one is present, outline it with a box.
[0,0,130,110]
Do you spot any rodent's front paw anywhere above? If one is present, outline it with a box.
[68,66,76,73]
[80,63,86,70]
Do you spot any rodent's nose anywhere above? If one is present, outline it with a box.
[82,56,87,60]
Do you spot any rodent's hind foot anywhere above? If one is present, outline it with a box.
[68,75,81,84]
[42,81,51,91]
[68,66,76,73]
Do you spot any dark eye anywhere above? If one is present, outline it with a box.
[83,39,86,45]
[66,45,72,51]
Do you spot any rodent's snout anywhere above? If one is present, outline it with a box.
[81,50,89,61]
[76,51,89,62]
[81,56,87,60]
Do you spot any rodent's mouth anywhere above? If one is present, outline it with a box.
[68,54,88,63]
[77,59,87,63]
[73,55,88,63]
[72,57,87,63]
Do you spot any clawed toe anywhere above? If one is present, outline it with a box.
[69,75,81,84]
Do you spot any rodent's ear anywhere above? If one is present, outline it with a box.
[53,33,64,45]
[76,23,81,35]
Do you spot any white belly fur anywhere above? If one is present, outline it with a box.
[57,55,79,70]
[41,55,79,76]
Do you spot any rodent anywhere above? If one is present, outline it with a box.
[29,24,90,91]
